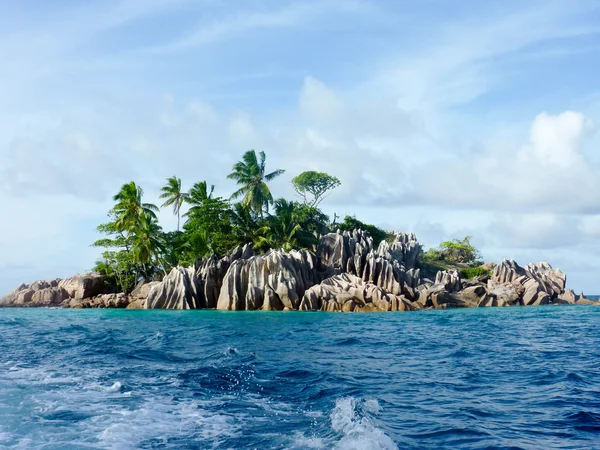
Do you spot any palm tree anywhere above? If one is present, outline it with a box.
[159,176,188,232]
[231,202,270,251]
[112,181,158,233]
[131,213,168,278]
[186,181,214,208]
[269,199,301,251]
[268,199,319,251]
[227,150,285,219]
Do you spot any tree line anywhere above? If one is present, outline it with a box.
[93,149,365,293]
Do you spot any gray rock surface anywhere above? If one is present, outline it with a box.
[146,266,201,309]
[217,249,316,310]
[299,273,415,312]
[58,273,104,299]
[435,270,461,292]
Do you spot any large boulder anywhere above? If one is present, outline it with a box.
[317,230,373,275]
[525,262,566,297]
[299,273,415,312]
[31,287,69,306]
[146,266,201,309]
[491,259,567,304]
[217,249,317,311]
[487,280,522,305]
[492,260,527,284]
[144,244,254,310]
[376,232,421,270]
[1,279,62,306]
[435,270,461,292]
[58,273,104,299]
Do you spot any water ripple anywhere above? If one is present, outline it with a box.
[0,306,599,449]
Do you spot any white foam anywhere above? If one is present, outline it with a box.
[330,397,397,450]
[107,382,122,392]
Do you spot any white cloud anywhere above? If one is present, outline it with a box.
[3,0,600,295]
[521,111,595,168]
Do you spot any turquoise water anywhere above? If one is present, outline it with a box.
[1,307,599,449]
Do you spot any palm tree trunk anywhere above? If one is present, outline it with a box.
[177,211,180,232]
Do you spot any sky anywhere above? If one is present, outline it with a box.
[2,0,600,294]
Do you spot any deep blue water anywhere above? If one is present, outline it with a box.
[1,307,599,449]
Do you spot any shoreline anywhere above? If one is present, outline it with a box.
[2,229,597,312]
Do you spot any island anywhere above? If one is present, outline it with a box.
[1,150,596,311]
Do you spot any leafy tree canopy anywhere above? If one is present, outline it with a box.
[292,171,341,207]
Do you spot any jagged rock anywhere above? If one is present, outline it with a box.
[299,273,414,312]
[196,254,233,308]
[218,249,316,310]
[318,230,373,275]
[435,270,461,292]
[492,260,527,284]
[131,281,161,301]
[376,232,421,270]
[558,289,578,304]
[58,273,104,300]
[487,281,522,305]
[146,266,202,309]
[525,262,566,297]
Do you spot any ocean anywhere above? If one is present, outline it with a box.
[1,306,599,449]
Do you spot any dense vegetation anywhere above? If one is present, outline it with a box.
[93,150,347,292]
[418,236,486,280]
[92,149,485,293]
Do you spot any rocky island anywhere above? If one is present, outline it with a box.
[2,150,597,311]
[1,229,595,311]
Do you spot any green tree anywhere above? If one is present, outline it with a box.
[183,197,237,258]
[131,213,167,277]
[159,176,188,231]
[93,250,137,294]
[230,202,270,251]
[292,171,341,207]
[186,181,215,211]
[292,203,330,236]
[112,181,159,233]
[268,199,319,251]
[438,236,481,265]
[227,150,285,219]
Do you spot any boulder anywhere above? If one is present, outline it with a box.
[30,287,69,306]
[130,281,161,301]
[487,280,522,305]
[558,289,578,304]
[146,266,201,309]
[58,273,104,299]
[435,270,461,292]
[492,259,527,284]
[376,232,422,270]
[218,249,317,310]
[525,262,566,297]
[299,273,415,312]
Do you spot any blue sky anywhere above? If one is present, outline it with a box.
[2,0,600,293]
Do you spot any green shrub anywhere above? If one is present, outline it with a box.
[459,267,490,280]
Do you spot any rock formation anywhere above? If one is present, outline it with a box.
[217,249,316,310]
[299,273,415,312]
[1,229,597,312]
